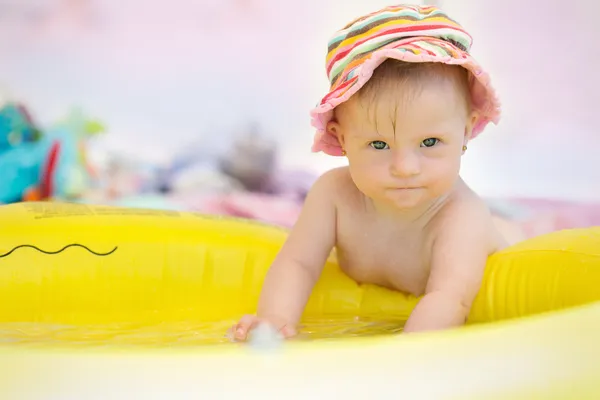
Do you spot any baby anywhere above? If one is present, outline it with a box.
[233,4,507,339]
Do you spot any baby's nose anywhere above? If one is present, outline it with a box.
[390,151,420,177]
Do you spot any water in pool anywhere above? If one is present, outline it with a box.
[0,317,405,348]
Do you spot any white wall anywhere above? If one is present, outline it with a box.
[1,0,598,200]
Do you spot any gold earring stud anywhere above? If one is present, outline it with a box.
[341,149,347,156]
[462,145,467,152]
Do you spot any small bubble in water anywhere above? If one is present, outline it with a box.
[248,323,283,351]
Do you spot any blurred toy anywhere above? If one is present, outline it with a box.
[0,102,41,150]
[0,102,45,203]
[0,103,105,203]
[219,123,278,192]
[41,108,106,199]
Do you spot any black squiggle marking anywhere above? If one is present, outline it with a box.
[0,244,118,258]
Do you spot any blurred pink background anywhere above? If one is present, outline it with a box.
[1,0,598,236]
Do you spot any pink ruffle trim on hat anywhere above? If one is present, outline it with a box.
[310,48,501,157]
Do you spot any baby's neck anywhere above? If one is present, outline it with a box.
[367,187,457,227]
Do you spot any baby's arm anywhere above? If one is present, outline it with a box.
[403,203,493,333]
[233,170,338,340]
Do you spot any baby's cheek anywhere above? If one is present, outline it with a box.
[429,160,461,190]
[349,164,386,195]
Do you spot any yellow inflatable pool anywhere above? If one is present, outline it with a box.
[0,201,599,399]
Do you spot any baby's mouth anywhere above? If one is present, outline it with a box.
[387,186,422,190]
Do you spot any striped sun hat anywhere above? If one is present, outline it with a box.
[310,4,501,157]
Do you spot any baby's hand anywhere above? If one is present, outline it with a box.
[230,314,297,342]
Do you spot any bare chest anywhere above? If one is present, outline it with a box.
[335,215,433,296]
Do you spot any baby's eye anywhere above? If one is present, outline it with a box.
[369,140,389,150]
[420,138,439,148]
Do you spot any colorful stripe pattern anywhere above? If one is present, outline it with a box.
[323,5,473,106]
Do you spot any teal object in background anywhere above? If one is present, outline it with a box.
[0,103,40,151]
[0,140,46,203]
[42,126,88,199]
[0,103,104,204]
[0,102,44,203]
[46,109,105,199]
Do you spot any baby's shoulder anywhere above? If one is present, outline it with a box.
[431,181,495,236]
[311,167,361,204]
[450,183,491,216]
[424,183,507,274]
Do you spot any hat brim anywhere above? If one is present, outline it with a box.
[310,37,501,157]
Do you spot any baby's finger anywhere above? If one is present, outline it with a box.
[234,315,259,341]
[280,324,297,338]
[226,324,238,341]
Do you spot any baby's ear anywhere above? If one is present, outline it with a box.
[464,110,479,141]
[326,118,346,148]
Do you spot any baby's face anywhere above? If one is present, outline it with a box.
[330,79,475,210]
